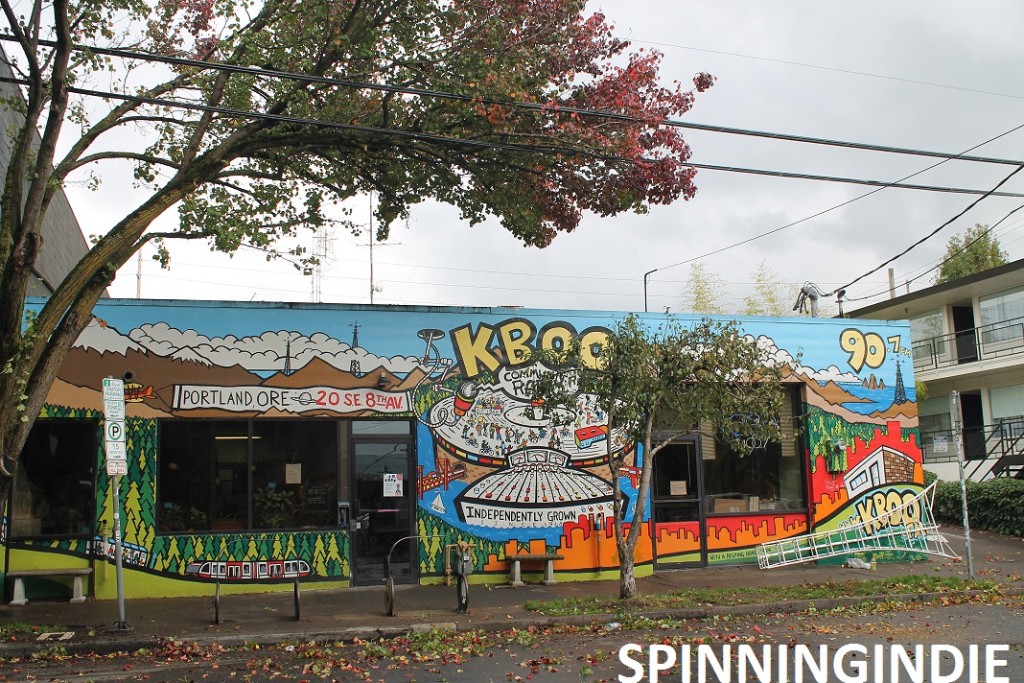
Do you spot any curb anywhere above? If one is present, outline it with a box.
[2,587,1015,660]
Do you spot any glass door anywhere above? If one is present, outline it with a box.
[350,438,415,585]
[651,440,706,567]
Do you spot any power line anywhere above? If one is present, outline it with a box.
[631,39,1024,102]
[646,121,1024,278]
[837,163,1024,295]
[690,162,1024,197]
[7,75,1019,204]
[847,208,1024,302]
[6,35,1024,168]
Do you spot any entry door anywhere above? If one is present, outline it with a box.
[952,305,978,363]
[651,440,706,567]
[351,439,416,585]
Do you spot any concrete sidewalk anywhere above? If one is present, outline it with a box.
[1,529,1021,658]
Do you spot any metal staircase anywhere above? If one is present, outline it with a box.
[965,420,1024,480]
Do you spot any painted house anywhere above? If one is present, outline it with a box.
[2,299,923,601]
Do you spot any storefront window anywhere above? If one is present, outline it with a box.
[158,419,338,533]
[252,421,338,529]
[703,387,804,513]
[11,419,97,537]
[703,440,805,512]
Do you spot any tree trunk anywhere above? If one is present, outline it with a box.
[618,550,638,599]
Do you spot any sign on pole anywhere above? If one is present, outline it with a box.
[102,377,130,631]
[103,378,126,476]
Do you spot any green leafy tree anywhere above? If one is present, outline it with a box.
[743,260,796,317]
[683,261,801,316]
[682,262,727,314]
[0,0,714,507]
[531,315,786,599]
[935,224,1008,284]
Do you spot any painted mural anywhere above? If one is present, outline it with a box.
[2,300,922,599]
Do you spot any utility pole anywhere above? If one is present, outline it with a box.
[951,390,975,579]
[135,251,142,298]
[643,268,658,313]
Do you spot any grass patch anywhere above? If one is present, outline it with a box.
[524,575,998,616]
[0,621,62,640]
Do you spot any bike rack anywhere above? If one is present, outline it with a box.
[383,535,475,616]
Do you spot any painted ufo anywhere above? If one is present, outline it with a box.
[455,447,616,528]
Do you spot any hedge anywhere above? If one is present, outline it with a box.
[933,477,1024,537]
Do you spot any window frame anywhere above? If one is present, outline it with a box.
[10,417,99,539]
[155,417,345,535]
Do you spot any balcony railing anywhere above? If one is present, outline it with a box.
[912,315,1024,372]
[919,418,1024,478]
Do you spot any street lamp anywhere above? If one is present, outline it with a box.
[643,268,658,312]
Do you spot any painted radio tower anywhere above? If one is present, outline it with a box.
[349,322,362,376]
[892,359,908,405]
[283,338,292,376]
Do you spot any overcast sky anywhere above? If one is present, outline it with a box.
[72,0,1024,316]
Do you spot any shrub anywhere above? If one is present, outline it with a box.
[934,477,1024,536]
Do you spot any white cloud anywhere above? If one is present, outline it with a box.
[127,323,424,374]
[752,335,861,383]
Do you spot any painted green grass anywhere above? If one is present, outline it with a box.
[524,575,999,616]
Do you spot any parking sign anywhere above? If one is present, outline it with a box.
[102,378,126,475]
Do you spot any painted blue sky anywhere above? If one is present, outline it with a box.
[77,299,912,389]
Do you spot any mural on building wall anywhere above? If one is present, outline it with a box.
[5,301,922,595]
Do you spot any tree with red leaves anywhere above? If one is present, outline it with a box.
[0,0,712,505]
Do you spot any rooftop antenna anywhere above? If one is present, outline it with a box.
[311,225,335,303]
[793,282,822,317]
[363,191,399,304]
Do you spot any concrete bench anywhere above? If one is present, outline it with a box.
[509,554,564,587]
[7,568,92,605]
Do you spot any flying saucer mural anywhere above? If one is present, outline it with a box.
[455,448,619,528]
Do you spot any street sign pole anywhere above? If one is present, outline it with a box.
[111,473,128,630]
[951,390,975,579]
[102,377,130,632]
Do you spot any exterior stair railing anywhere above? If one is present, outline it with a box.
[920,419,1024,480]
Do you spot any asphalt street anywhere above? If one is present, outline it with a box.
[3,596,1022,682]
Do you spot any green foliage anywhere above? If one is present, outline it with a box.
[253,487,295,528]
[934,477,1024,536]
[743,260,797,317]
[803,406,880,473]
[682,261,801,317]
[682,263,727,315]
[935,224,1008,284]
[530,314,786,597]
[160,504,209,532]
[533,315,786,456]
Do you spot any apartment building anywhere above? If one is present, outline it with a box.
[849,259,1024,481]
